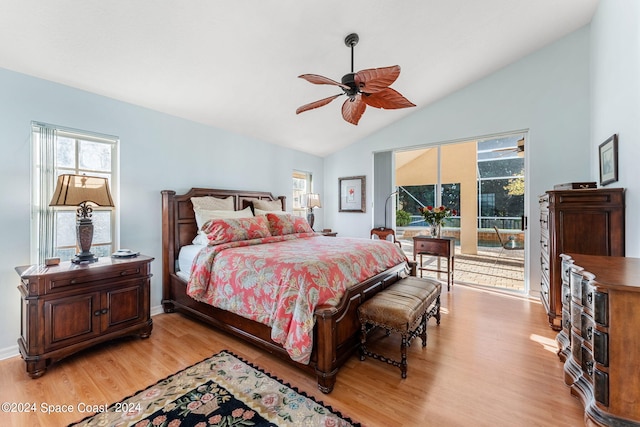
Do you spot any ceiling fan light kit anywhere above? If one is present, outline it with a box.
[296,33,415,125]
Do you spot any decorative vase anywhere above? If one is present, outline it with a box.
[429,223,441,238]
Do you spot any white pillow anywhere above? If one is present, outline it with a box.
[254,208,286,216]
[192,207,254,245]
[252,199,284,211]
[191,195,234,211]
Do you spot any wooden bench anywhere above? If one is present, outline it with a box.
[358,276,441,378]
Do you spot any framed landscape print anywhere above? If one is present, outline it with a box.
[599,134,618,186]
[339,176,366,212]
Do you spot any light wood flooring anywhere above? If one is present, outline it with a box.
[0,284,584,426]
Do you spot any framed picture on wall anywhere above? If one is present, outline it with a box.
[599,134,618,186]
[339,176,366,212]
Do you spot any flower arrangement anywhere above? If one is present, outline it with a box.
[421,205,457,227]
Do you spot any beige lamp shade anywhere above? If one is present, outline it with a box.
[49,174,114,207]
[305,193,322,209]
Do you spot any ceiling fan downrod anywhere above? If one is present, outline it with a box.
[344,33,359,73]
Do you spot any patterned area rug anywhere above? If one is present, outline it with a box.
[70,350,359,427]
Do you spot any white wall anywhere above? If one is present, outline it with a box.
[590,0,640,256]
[324,26,592,298]
[0,68,323,356]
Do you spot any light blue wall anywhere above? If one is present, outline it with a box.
[2,0,638,357]
[0,69,323,356]
[324,26,592,297]
[590,0,640,256]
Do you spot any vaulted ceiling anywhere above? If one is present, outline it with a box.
[0,0,598,156]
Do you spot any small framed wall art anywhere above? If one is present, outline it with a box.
[598,134,618,186]
[339,175,366,212]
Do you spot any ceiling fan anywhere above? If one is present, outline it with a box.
[296,33,416,125]
[492,138,525,157]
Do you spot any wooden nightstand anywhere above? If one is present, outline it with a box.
[15,255,154,378]
[321,231,338,237]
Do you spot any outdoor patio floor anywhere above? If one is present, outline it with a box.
[399,237,525,292]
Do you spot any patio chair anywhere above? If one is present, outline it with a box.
[493,226,524,264]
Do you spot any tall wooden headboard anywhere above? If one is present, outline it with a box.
[161,187,286,283]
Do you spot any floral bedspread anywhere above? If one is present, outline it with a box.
[187,233,408,364]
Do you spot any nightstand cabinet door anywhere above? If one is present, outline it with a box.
[44,292,102,351]
[102,279,149,333]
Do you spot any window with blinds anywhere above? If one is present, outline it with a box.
[31,122,119,263]
[292,170,312,218]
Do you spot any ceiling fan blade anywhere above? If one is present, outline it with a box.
[354,65,401,94]
[362,87,416,109]
[341,95,366,125]
[298,74,350,90]
[296,94,343,114]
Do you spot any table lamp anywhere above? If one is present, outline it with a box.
[304,193,322,230]
[49,174,114,263]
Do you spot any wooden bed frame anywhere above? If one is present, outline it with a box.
[161,187,411,393]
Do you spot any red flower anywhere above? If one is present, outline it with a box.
[209,415,222,424]
[152,416,167,426]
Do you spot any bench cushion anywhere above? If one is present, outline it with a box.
[358,277,441,332]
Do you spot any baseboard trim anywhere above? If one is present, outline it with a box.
[0,344,19,361]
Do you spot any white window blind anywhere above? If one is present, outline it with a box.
[31,122,119,264]
[292,170,312,218]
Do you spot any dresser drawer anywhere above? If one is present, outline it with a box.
[562,309,571,333]
[594,369,609,406]
[562,283,571,306]
[571,330,583,364]
[571,303,582,334]
[540,256,550,283]
[582,284,609,326]
[539,211,549,231]
[581,345,594,380]
[580,312,594,344]
[593,328,609,367]
[571,273,584,304]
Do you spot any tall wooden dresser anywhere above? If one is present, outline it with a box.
[558,254,640,426]
[539,188,624,330]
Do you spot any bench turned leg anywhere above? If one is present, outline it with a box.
[401,334,408,379]
[359,323,367,361]
[420,313,428,347]
[435,296,441,325]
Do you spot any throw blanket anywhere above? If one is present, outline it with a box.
[187,234,407,364]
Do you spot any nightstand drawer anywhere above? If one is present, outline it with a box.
[48,265,143,291]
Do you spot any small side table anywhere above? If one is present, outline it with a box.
[321,231,338,237]
[413,236,455,291]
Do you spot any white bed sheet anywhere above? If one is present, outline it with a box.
[177,244,205,280]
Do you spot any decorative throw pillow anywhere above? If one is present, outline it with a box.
[252,198,284,212]
[191,195,234,211]
[192,207,253,245]
[266,213,313,236]
[203,216,272,245]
